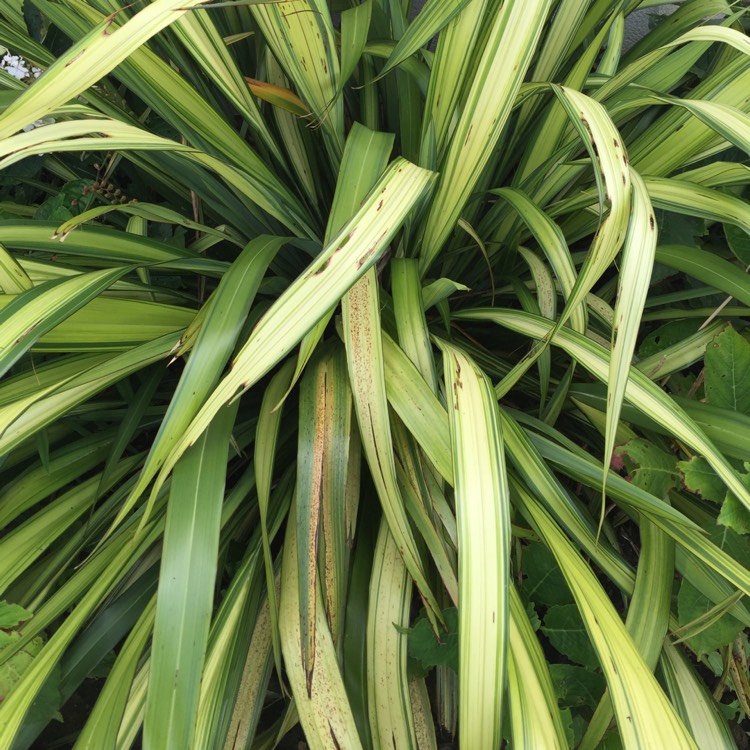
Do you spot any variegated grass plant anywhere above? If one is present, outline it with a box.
[0,0,749,747]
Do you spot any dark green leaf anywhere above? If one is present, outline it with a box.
[705,326,750,417]
[521,542,574,607]
[638,320,703,359]
[541,604,599,670]
[548,663,606,709]
[34,179,94,222]
[0,634,43,702]
[614,438,679,499]
[400,607,458,677]
[654,209,706,247]
[678,455,726,504]
[0,602,32,630]
[677,578,744,656]
[708,522,750,569]
[718,472,750,534]
[725,223,750,266]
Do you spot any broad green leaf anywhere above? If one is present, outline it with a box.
[401,608,458,677]
[548,664,606,710]
[679,456,727,504]
[541,604,599,669]
[520,542,573,607]
[726,222,750,266]
[613,438,680,499]
[0,602,32,630]
[704,326,750,416]
[717,474,750,534]
[677,578,744,656]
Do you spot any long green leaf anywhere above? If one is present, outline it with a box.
[367,519,417,749]
[143,402,238,750]
[74,598,156,750]
[279,500,363,750]
[602,168,657,520]
[343,267,440,616]
[660,639,736,749]
[437,339,510,750]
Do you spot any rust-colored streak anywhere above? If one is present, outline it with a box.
[329,722,342,749]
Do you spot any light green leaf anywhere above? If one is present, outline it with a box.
[437,339,510,750]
